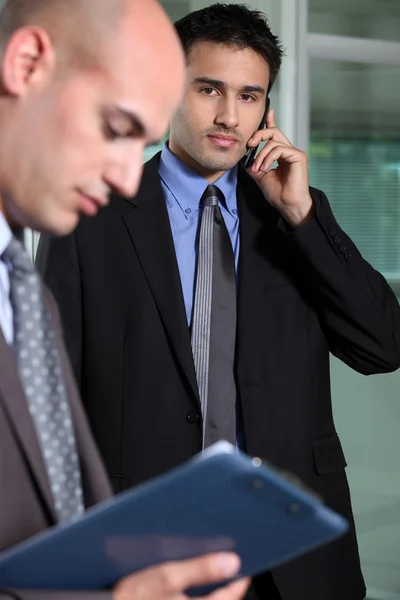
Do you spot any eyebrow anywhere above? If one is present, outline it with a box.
[192,77,266,96]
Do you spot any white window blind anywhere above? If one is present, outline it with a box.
[309,137,400,297]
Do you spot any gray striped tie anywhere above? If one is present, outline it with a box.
[191,185,237,448]
[3,237,85,523]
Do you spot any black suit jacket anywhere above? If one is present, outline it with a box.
[37,153,400,600]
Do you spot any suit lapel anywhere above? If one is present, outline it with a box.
[121,155,199,405]
[0,330,58,523]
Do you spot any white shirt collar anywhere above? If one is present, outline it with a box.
[0,211,13,258]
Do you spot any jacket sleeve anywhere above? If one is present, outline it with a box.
[36,232,83,388]
[279,187,400,375]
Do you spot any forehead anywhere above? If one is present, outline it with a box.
[186,42,270,90]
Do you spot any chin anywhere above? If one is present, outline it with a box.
[201,152,241,173]
[204,160,237,173]
[40,211,80,237]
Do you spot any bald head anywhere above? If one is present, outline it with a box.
[0,0,185,234]
[0,0,127,69]
[0,0,185,78]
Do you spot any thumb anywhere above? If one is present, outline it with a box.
[113,553,241,600]
[156,553,241,593]
[204,577,251,600]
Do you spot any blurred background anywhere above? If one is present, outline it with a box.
[25,0,400,598]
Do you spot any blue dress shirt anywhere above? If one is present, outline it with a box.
[159,143,246,450]
[159,143,240,324]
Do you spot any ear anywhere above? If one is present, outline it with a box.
[1,27,55,97]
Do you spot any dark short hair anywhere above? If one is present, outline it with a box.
[174,3,284,92]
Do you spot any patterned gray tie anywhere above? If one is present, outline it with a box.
[191,185,237,449]
[3,236,84,523]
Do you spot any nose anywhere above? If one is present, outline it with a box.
[215,97,239,130]
[103,147,144,198]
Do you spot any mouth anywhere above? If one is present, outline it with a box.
[77,190,107,217]
[207,134,239,149]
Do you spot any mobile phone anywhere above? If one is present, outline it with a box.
[242,97,271,169]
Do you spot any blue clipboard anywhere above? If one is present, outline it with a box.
[0,442,348,593]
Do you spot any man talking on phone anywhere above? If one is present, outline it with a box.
[38,4,400,600]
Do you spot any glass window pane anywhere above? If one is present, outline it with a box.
[309,58,400,600]
[309,0,400,42]
[309,60,400,294]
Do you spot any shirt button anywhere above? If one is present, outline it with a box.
[185,208,192,215]
[187,410,200,424]
[232,209,237,215]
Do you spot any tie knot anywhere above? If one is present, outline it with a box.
[200,185,224,208]
[2,236,34,275]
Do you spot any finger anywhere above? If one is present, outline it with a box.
[255,146,305,174]
[258,148,285,173]
[266,107,276,128]
[200,578,251,600]
[246,128,273,147]
[114,554,241,600]
[248,127,291,148]
[154,553,241,594]
[250,140,290,172]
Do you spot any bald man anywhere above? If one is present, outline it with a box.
[0,0,249,599]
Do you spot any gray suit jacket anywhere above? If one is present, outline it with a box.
[0,289,113,600]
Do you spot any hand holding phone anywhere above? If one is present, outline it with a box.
[242,97,270,169]
[242,102,314,228]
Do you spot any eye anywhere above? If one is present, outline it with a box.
[200,87,218,96]
[103,123,133,141]
[103,124,120,140]
[240,94,256,103]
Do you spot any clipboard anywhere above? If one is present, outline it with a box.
[0,442,348,593]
